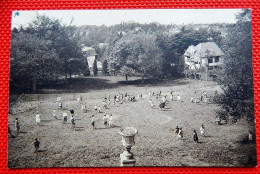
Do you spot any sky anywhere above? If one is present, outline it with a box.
[11,9,243,28]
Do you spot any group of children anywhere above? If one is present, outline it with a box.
[10,90,254,153]
[148,90,183,110]
[175,124,205,143]
[190,91,211,104]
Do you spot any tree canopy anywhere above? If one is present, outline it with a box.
[216,9,254,121]
[10,15,89,93]
[107,32,164,79]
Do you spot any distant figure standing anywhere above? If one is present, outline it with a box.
[107,94,110,100]
[70,109,74,117]
[57,96,62,102]
[63,112,68,124]
[107,99,111,106]
[177,128,183,140]
[109,114,113,128]
[103,115,109,128]
[71,116,75,130]
[200,95,203,102]
[170,94,173,101]
[53,109,57,119]
[177,95,181,102]
[200,124,205,136]
[94,105,98,111]
[77,96,82,103]
[162,95,167,103]
[248,131,253,141]
[98,106,102,113]
[149,99,154,108]
[215,117,221,125]
[114,95,116,105]
[102,101,107,109]
[91,115,96,129]
[193,130,199,143]
[175,126,179,135]
[14,118,20,135]
[33,138,40,152]
[116,95,120,103]
[81,104,86,113]
[35,112,41,125]
[58,102,62,110]
[8,126,15,138]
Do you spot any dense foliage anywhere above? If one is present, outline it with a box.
[10,15,88,93]
[216,9,254,121]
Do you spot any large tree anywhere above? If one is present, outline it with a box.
[26,15,85,80]
[216,9,254,121]
[10,31,60,92]
[10,15,88,92]
[107,32,164,81]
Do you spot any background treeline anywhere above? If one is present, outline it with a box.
[11,15,227,93]
[77,22,225,79]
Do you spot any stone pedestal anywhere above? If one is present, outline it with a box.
[120,147,136,166]
[118,127,138,167]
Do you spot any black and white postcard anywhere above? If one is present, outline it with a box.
[8,9,256,168]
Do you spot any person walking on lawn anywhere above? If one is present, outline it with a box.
[193,130,199,143]
[91,115,96,129]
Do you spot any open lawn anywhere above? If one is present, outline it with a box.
[8,76,256,168]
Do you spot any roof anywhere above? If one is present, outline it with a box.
[184,42,224,62]
[184,45,195,56]
[82,46,97,56]
[194,42,224,58]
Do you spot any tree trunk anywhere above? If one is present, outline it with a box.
[205,66,208,82]
[32,77,37,93]
[142,70,145,84]
[125,74,128,82]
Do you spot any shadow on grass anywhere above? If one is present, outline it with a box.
[41,119,51,123]
[19,131,30,134]
[18,76,189,95]
[74,127,84,131]
[118,78,189,87]
[204,135,213,138]
[38,77,122,94]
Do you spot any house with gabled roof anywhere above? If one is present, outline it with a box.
[184,42,224,80]
[184,42,224,70]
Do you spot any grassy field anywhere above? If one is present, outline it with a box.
[8,76,256,168]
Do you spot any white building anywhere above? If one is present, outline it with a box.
[184,42,224,70]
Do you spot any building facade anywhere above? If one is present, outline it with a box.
[184,42,224,80]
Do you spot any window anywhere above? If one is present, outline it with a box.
[208,66,213,70]
[215,57,220,63]
[208,58,213,63]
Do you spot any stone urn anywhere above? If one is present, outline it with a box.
[118,127,138,166]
